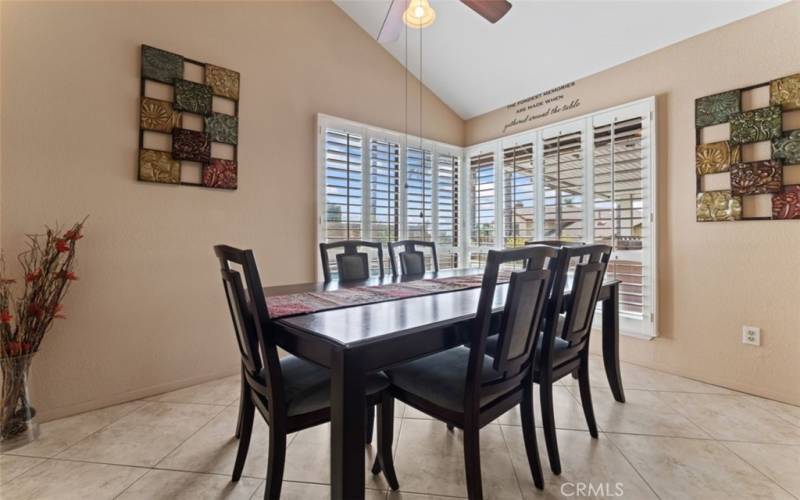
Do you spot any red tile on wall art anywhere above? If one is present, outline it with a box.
[202,159,237,189]
[172,128,210,162]
[772,185,800,219]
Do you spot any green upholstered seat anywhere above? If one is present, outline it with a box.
[386,346,506,413]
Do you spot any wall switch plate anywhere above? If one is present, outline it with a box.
[742,325,761,346]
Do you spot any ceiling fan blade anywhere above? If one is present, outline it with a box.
[460,0,512,23]
[377,0,409,43]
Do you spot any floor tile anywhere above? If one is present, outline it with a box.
[566,386,709,438]
[610,434,794,500]
[147,376,240,405]
[0,458,147,500]
[282,421,401,490]
[0,455,45,484]
[4,401,144,458]
[502,426,657,500]
[157,406,277,478]
[659,392,800,444]
[392,418,521,499]
[387,493,462,500]
[56,402,223,466]
[723,442,800,497]
[115,469,261,499]
[493,385,588,431]
[251,480,387,499]
[745,396,800,428]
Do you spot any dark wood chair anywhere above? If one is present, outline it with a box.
[385,245,559,499]
[495,243,612,475]
[319,240,384,282]
[387,240,439,276]
[214,245,398,499]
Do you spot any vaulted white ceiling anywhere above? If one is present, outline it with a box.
[334,0,787,119]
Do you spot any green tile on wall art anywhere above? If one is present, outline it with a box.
[772,129,800,164]
[174,80,213,116]
[139,149,180,184]
[696,191,742,222]
[730,106,782,144]
[141,45,184,84]
[695,90,741,128]
[730,160,782,195]
[696,141,741,175]
[770,73,800,111]
[204,113,238,145]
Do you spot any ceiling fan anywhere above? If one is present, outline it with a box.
[377,0,512,43]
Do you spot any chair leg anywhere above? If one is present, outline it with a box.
[235,369,246,439]
[264,422,287,500]
[462,424,483,500]
[539,381,562,475]
[521,380,544,489]
[232,395,255,481]
[366,406,375,445]
[446,423,455,432]
[578,356,599,438]
[371,393,399,490]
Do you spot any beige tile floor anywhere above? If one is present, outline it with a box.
[1,355,798,499]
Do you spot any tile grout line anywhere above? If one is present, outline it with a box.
[602,431,664,500]
[716,440,800,500]
[497,422,527,500]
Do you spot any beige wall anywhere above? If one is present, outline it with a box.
[0,1,463,420]
[467,1,800,404]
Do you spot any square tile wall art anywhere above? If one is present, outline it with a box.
[695,90,741,128]
[730,161,783,195]
[203,159,237,189]
[141,45,184,84]
[696,141,741,175]
[206,64,240,101]
[172,128,211,163]
[730,106,782,144]
[205,113,238,144]
[140,97,181,133]
[174,80,213,116]
[770,73,800,111]
[771,184,800,219]
[772,129,800,164]
[138,45,240,190]
[139,149,180,184]
[696,191,742,222]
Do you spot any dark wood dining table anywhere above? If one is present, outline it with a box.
[264,268,624,500]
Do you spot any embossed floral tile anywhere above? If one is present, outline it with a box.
[206,64,240,101]
[696,141,741,175]
[730,106,782,145]
[140,97,181,133]
[141,45,184,84]
[730,160,783,195]
[696,90,741,128]
[204,113,238,145]
[172,128,211,163]
[772,184,800,219]
[697,191,742,222]
[174,80,213,116]
[772,129,800,165]
[139,149,180,184]
[770,73,800,111]
[203,159,237,189]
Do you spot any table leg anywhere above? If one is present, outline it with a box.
[602,282,626,403]
[330,348,366,500]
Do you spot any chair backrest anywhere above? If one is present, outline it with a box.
[388,240,439,276]
[319,240,384,282]
[464,245,558,408]
[214,245,286,413]
[539,244,612,372]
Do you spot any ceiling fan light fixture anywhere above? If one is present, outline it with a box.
[403,0,436,29]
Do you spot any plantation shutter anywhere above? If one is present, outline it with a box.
[406,146,434,241]
[503,142,535,248]
[369,138,400,244]
[436,153,460,268]
[323,128,363,241]
[468,151,496,267]
[542,131,584,242]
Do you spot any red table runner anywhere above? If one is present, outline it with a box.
[267,272,510,319]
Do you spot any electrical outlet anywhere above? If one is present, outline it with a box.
[742,326,760,346]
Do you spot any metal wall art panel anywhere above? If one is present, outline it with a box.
[770,73,800,111]
[696,141,741,175]
[203,159,238,189]
[206,64,240,101]
[696,191,742,222]
[140,97,181,133]
[695,90,741,128]
[141,45,184,84]
[730,106,782,145]
[172,128,211,163]
[174,80,213,116]
[771,185,800,219]
[205,113,238,145]
[730,161,783,195]
[139,149,181,184]
[772,129,800,165]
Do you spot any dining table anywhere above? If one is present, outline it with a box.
[264,267,624,500]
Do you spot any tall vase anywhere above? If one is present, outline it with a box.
[0,354,39,452]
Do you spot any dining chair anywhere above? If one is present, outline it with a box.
[214,245,399,499]
[387,240,439,276]
[490,243,612,475]
[319,240,384,282]
[385,245,559,499]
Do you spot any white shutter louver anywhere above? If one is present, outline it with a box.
[406,146,434,241]
[503,142,535,248]
[542,131,584,242]
[436,153,460,269]
[324,128,363,241]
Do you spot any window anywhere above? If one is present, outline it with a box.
[503,142,535,247]
[436,153,460,269]
[406,146,433,241]
[468,152,495,268]
[323,128,362,241]
[542,130,584,242]
[369,138,400,244]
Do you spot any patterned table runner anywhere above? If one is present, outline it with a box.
[267,272,510,319]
